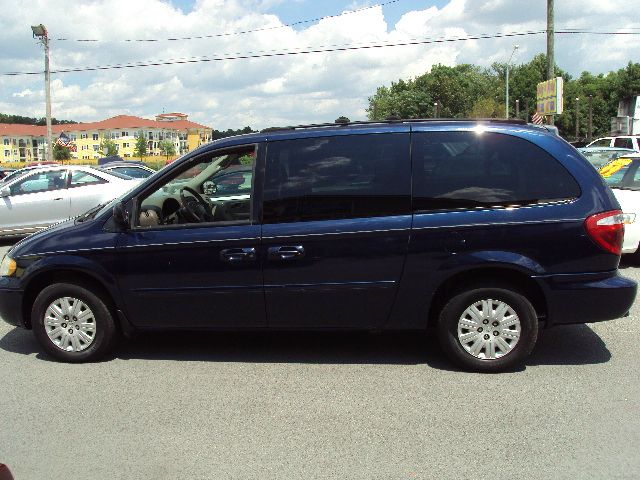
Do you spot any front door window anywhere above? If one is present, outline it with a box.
[135,146,255,227]
[9,170,68,196]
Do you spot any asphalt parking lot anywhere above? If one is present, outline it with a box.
[0,242,639,480]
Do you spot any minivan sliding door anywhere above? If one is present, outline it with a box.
[260,130,412,329]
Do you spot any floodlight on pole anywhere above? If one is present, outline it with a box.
[31,24,53,162]
[505,44,519,119]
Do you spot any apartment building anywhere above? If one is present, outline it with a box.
[0,124,46,162]
[0,113,212,162]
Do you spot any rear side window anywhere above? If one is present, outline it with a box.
[263,133,410,223]
[613,137,633,149]
[412,131,580,211]
[70,170,105,187]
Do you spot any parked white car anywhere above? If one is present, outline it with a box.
[587,136,640,151]
[599,153,640,254]
[0,165,140,238]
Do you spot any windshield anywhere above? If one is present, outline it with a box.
[580,150,633,169]
[600,158,640,190]
[603,165,631,187]
[93,167,134,180]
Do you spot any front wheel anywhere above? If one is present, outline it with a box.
[437,286,538,372]
[32,283,118,362]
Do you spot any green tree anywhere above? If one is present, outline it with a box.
[53,143,71,161]
[614,62,640,99]
[133,131,147,160]
[367,64,496,120]
[159,140,176,160]
[210,126,256,141]
[469,97,504,118]
[493,53,568,122]
[99,138,118,157]
[365,54,639,140]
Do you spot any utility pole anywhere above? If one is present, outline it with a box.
[588,95,593,142]
[575,97,580,140]
[434,101,439,119]
[31,24,53,162]
[525,98,530,122]
[547,0,555,125]
[515,99,520,119]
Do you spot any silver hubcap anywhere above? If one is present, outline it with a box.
[44,297,96,352]
[457,299,521,360]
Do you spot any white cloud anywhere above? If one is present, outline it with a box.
[0,0,638,130]
[12,88,35,98]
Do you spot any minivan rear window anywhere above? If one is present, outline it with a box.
[412,131,580,211]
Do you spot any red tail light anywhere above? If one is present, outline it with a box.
[585,210,625,255]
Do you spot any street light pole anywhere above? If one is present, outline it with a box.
[588,95,593,142]
[575,97,580,141]
[547,0,555,125]
[505,45,519,119]
[31,24,53,162]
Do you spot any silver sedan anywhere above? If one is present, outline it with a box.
[0,165,139,238]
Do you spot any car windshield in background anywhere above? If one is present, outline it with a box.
[579,148,636,169]
[600,158,640,190]
[603,165,631,187]
[94,168,133,180]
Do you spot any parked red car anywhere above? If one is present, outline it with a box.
[26,161,59,167]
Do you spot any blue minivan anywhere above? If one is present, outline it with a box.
[0,119,636,371]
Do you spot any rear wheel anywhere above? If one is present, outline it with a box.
[437,286,538,372]
[32,283,118,362]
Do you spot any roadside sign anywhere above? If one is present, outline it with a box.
[536,77,564,115]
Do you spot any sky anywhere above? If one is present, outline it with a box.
[0,0,638,130]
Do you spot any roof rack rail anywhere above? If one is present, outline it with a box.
[260,117,528,133]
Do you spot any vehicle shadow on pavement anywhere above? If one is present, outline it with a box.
[0,324,611,370]
[619,256,640,269]
[120,331,449,367]
[526,324,611,366]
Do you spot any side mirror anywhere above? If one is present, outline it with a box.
[0,187,10,198]
[112,202,130,230]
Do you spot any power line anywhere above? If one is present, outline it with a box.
[3,29,638,77]
[53,0,404,43]
[557,30,640,34]
[1,30,548,77]
[39,34,476,72]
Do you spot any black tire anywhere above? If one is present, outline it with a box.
[437,286,538,373]
[32,283,118,362]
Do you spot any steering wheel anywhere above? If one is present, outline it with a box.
[179,186,213,222]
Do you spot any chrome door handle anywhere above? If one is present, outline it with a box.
[220,247,256,263]
[53,197,63,201]
[268,245,305,261]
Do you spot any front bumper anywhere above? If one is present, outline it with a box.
[535,271,637,327]
[0,274,25,328]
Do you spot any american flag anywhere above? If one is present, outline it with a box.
[531,112,544,125]
[55,132,72,147]
[55,132,76,151]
